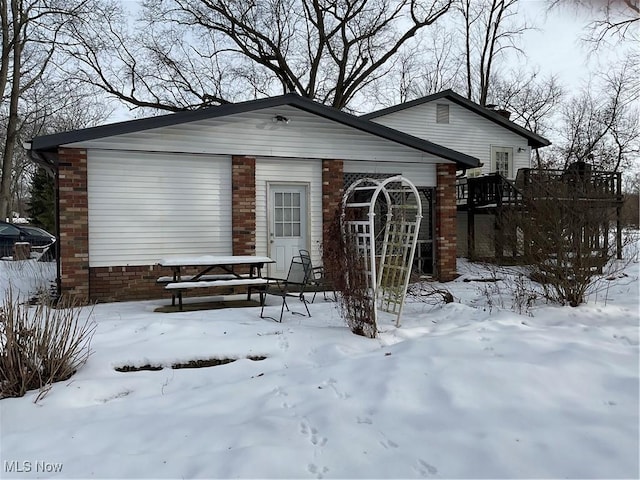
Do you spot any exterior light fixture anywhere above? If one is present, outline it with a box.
[273,115,290,124]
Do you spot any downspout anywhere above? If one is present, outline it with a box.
[25,145,61,300]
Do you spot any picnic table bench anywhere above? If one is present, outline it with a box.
[157,255,274,311]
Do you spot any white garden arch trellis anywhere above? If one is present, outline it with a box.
[341,175,422,328]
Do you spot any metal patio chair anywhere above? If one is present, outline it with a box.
[260,254,312,322]
[298,249,336,303]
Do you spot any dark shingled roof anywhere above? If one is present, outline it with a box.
[29,93,480,169]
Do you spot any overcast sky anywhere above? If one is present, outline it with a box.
[518,0,615,92]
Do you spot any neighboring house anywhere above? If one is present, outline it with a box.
[363,89,552,259]
[27,93,479,303]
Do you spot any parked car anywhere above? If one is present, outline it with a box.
[0,221,55,259]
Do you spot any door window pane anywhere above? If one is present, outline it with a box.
[492,147,513,178]
[496,151,509,176]
[274,191,302,238]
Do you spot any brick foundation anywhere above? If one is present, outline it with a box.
[435,163,458,281]
[88,265,232,302]
[90,265,167,302]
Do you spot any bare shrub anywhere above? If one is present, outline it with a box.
[0,290,96,400]
[406,282,454,306]
[509,175,627,307]
[508,274,537,315]
[323,211,377,338]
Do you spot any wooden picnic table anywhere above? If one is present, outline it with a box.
[157,255,275,311]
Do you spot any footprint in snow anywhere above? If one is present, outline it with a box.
[300,421,328,447]
[272,386,288,397]
[379,438,399,449]
[415,459,438,477]
[98,390,132,403]
[278,336,290,351]
[319,378,350,399]
[307,463,329,479]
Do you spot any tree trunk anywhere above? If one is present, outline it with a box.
[0,0,22,220]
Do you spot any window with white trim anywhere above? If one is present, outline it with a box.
[491,146,513,178]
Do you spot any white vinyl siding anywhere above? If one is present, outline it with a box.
[343,161,437,187]
[371,100,530,179]
[87,150,232,267]
[66,105,442,164]
[255,157,323,268]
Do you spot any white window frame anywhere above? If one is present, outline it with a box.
[491,146,513,179]
[466,167,483,178]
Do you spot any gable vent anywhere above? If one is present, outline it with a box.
[436,104,449,124]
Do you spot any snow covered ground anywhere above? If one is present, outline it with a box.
[1,247,638,479]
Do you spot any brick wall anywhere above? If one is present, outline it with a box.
[435,163,458,281]
[58,148,90,302]
[90,265,166,302]
[321,159,344,255]
[89,265,221,302]
[232,156,257,256]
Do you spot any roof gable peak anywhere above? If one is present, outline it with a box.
[362,89,551,149]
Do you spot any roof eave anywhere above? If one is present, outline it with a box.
[30,94,301,152]
[29,93,480,168]
[287,100,479,168]
[363,90,551,149]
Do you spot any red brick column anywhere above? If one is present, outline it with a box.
[322,159,344,255]
[232,156,256,255]
[435,163,458,281]
[57,148,90,301]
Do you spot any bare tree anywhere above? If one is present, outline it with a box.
[551,59,639,172]
[368,23,464,108]
[548,0,639,47]
[63,0,455,112]
[0,0,93,220]
[490,69,564,168]
[457,0,532,106]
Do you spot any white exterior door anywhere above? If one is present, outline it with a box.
[268,184,308,278]
[491,146,514,179]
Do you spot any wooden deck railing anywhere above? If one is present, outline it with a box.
[456,168,623,208]
[456,173,523,208]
